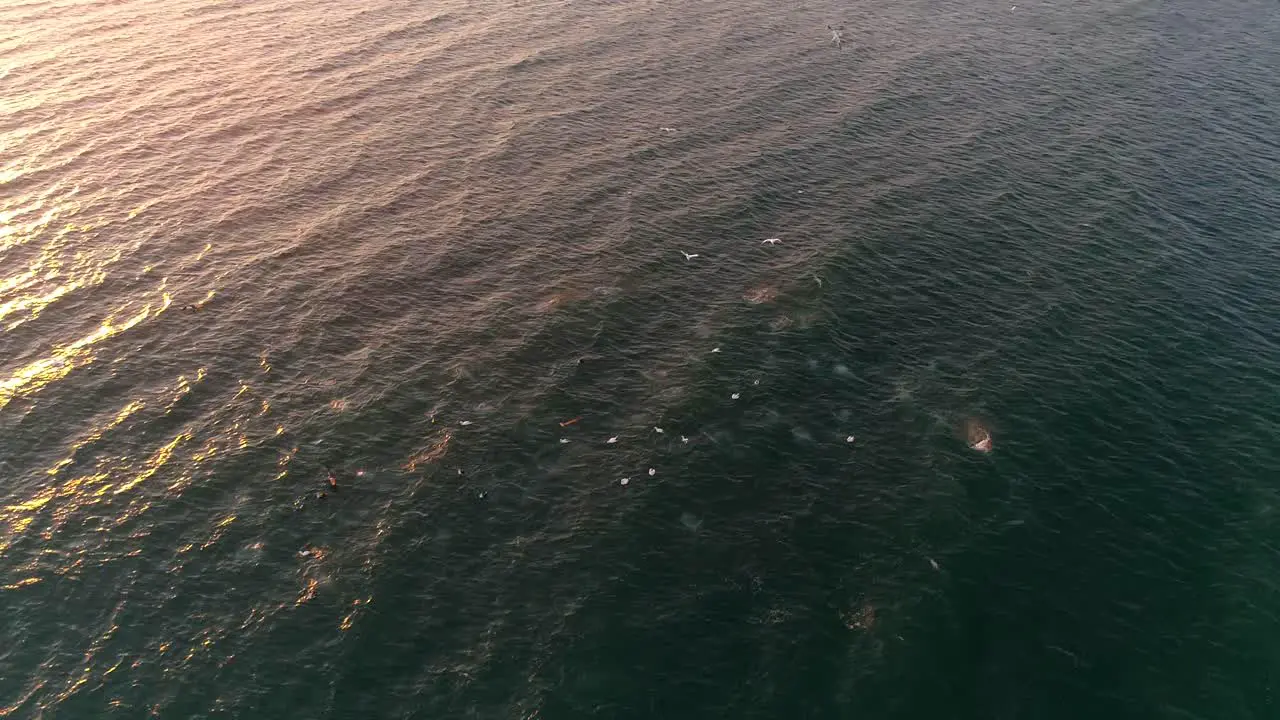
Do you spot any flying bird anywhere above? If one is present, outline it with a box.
[680,251,699,260]
[828,25,845,47]
[762,238,781,245]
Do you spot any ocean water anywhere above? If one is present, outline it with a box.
[3,0,1280,717]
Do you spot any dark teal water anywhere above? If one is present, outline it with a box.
[2,0,1280,717]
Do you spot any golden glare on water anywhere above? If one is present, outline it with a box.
[0,200,123,333]
[0,285,171,410]
[339,596,374,632]
[199,514,237,551]
[112,430,192,496]
[296,577,319,606]
[47,399,146,476]
[0,354,292,562]
[0,471,111,557]
[403,430,452,471]
[0,195,65,248]
[1,577,41,591]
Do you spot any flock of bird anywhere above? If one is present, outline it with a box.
[324,20,1007,502]
[315,222,992,515]
[538,233,990,489]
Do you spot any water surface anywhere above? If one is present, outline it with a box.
[3,0,1280,717]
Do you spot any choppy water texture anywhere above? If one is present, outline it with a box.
[3,0,1280,716]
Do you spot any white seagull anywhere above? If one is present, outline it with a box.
[762,238,781,245]
[680,251,699,260]
[828,25,844,47]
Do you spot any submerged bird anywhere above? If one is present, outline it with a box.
[680,512,703,532]
[828,24,844,47]
[964,418,994,453]
[680,250,699,260]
